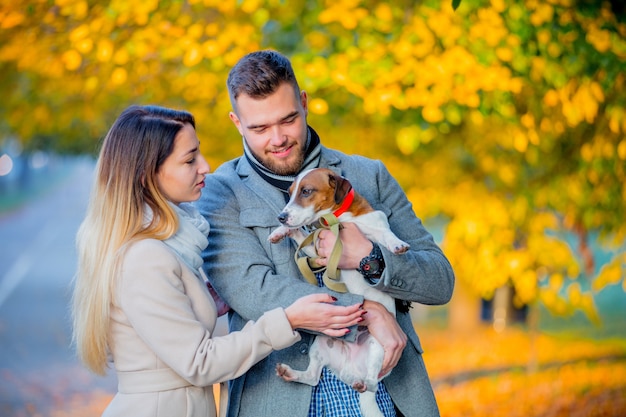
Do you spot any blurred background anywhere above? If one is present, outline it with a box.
[1,0,625,415]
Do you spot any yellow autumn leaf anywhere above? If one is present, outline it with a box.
[69,24,90,43]
[62,49,82,71]
[183,45,203,67]
[110,67,127,86]
[422,105,444,123]
[592,255,625,291]
[0,11,25,29]
[96,39,114,62]
[308,98,329,115]
[374,3,393,21]
[75,38,93,54]
[617,140,626,159]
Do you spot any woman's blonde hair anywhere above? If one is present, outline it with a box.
[72,105,195,374]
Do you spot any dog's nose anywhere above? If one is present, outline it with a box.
[277,212,288,224]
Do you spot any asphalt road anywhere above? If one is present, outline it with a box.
[0,158,116,417]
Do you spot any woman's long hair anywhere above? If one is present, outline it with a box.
[72,105,195,374]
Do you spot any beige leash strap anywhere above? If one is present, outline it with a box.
[294,214,348,293]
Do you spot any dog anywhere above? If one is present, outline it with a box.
[268,168,409,417]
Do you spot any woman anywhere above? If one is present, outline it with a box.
[72,105,364,417]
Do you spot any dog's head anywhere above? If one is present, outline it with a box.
[277,168,352,228]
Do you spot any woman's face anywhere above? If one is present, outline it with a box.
[156,123,210,204]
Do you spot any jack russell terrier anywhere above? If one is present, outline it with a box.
[268,167,410,417]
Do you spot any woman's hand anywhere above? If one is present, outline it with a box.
[284,293,365,337]
[361,299,407,377]
[207,281,231,317]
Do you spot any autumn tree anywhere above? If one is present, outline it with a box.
[1,0,624,324]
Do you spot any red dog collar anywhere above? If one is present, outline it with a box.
[333,188,354,218]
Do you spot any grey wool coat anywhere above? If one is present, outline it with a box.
[196,146,455,417]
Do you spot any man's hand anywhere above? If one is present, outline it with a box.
[361,299,407,377]
[315,222,372,269]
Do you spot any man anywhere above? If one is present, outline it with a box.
[197,50,455,417]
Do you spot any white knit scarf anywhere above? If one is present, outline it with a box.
[145,202,210,279]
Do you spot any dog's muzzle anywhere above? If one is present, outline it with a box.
[277,212,288,224]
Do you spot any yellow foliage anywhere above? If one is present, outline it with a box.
[0,10,25,29]
[305,31,330,51]
[513,131,528,153]
[110,67,127,86]
[618,140,626,160]
[495,46,513,62]
[374,3,393,22]
[183,44,203,67]
[62,49,82,71]
[318,1,368,30]
[96,36,113,62]
[308,98,328,115]
[422,105,444,123]
[0,0,624,319]
[586,24,612,53]
[530,3,554,27]
[592,254,625,291]
[543,89,559,107]
[241,0,261,14]
[113,48,129,65]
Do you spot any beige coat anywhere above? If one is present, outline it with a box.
[103,239,301,417]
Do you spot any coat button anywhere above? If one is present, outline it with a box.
[299,343,309,354]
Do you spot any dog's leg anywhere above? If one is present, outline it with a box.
[269,227,314,258]
[276,338,326,386]
[346,212,410,254]
[359,391,384,417]
[268,225,292,243]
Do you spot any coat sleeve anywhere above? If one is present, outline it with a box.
[365,159,455,305]
[118,239,301,387]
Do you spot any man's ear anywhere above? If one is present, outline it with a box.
[229,111,244,136]
[300,90,308,116]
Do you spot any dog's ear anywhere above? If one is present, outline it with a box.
[330,172,352,204]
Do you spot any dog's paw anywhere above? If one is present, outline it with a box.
[268,227,291,244]
[352,381,367,393]
[276,363,296,381]
[390,241,410,255]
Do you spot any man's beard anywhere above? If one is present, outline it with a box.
[252,144,306,176]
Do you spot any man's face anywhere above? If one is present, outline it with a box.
[229,82,309,176]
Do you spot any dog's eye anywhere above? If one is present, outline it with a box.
[301,188,313,197]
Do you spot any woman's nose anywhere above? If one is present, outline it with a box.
[199,156,210,174]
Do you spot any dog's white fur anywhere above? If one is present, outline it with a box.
[268,168,409,417]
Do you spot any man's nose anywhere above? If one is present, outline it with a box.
[269,126,287,146]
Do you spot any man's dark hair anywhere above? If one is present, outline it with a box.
[226,50,301,111]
